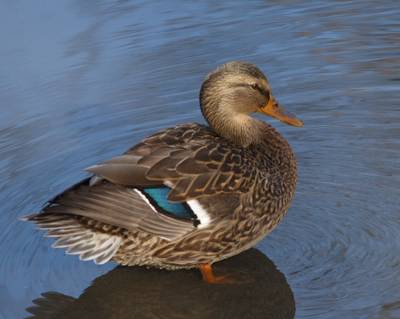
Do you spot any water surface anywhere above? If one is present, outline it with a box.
[0,1,399,318]
[26,249,295,319]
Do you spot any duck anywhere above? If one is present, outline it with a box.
[23,61,303,284]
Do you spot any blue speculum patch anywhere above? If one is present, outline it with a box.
[142,187,195,219]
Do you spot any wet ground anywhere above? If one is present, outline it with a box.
[0,1,399,318]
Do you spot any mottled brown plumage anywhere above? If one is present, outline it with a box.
[24,61,303,277]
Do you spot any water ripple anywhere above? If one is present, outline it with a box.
[0,0,399,318]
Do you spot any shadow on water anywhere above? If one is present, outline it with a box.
[25,249,295,319]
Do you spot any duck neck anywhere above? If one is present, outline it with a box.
[201,101,263,147]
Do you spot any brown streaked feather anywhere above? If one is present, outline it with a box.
[26,213,122,265]
[86,163,152,186]
[86,123,259,202]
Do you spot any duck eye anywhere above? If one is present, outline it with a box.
[250,83,259,90]
[250,83,270,98]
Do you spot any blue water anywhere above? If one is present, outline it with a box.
[0,1,399,318]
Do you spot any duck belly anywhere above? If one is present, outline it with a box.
[112,206,288,270]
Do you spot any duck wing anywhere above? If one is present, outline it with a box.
[24,178,196,264]
[87,123,258,202]
[25,123,258,265]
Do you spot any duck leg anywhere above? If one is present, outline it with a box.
[199,264,235,284]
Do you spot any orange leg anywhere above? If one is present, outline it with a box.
[199,264,235,284]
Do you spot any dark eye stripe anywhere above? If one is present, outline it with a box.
[252,84,270,99]
[233,83,270,99]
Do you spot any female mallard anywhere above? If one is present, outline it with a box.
[24,61,303,283]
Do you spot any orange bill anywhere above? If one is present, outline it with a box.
[259,96,303,127]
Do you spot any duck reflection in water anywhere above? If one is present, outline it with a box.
[26,249,295,319]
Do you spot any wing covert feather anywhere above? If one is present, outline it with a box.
[87,123,259,202]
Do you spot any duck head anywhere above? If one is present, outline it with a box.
[200,61,303,146]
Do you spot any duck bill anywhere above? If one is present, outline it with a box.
[259,96,303,127]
